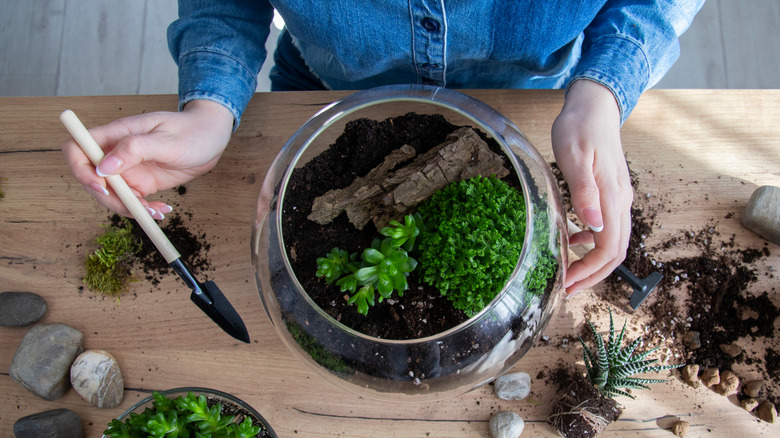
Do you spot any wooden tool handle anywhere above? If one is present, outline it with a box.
[60,110,180,263]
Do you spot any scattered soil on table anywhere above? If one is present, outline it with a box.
[552,159,779,407]
[280,113,525,340]
[109,211,213,288]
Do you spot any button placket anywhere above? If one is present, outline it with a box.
[409,0,446,86]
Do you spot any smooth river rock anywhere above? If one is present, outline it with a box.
[489,411,525,438]
[10,324,84,400]
[70,349,124,408]
[0,291,47,327]
[494,372,531,401]
[742,185,780,245]
[13,408,82,438]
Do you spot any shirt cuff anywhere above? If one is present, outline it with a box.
[177,48,258,130]
[568,35,650,125]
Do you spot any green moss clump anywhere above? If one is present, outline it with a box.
[416,175,558,316]
[286,319,351,374]
[84,218,140,295]
[416,176,527,316]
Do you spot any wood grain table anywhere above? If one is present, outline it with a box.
[1,90,778,437]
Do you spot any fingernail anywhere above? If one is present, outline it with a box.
[96,155,123,177]
[159,204,173,214]
[584,208,603,233]
[146,206,157,217]
[566,289,581,300]
[89,182,109,196]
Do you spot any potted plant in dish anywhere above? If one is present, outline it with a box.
[252,85,567,402]
[103,388,276,438]
[547,310,684,437]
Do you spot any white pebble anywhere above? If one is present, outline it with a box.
[490,411,525,438]
[70,349,123,408]
[494,372,531,401]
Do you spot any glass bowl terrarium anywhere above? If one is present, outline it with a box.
[252,85,567,402]
[103,387,276,437]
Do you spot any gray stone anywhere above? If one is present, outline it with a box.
[756,400,777,423]
[489,411,525,438]
[494,372,531,401]
[0,292,47,327]
[743,379,764,398]
[10,324,84,401]
[13,408,82,438]
[70,349,124,408]
[742,185,780,245]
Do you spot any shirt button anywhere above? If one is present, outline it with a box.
[421,77,437,85]
[421,17,439,32]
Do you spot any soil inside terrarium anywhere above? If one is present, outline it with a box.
[280,113,527,340]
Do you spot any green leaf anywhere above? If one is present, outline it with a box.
[377,272,393,298]
[336,274,358,293]
[348,285,375,316]
[355,266,379,284]
[362,248,384,265]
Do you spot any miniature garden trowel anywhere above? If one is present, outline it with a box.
[566,219,660,310]
[60,110,250,343]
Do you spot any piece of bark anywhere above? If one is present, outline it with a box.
[308,127,509,229]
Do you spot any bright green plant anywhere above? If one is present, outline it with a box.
[415,175,528,316]
[581,309,684,399]
[315,248,353,284]
[522,206,558,293]
[316,214,420,316]
[104,391,264,438]
[84,218,140,296]
[379,212,424,251]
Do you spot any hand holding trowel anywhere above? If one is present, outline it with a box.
[60,110,250,343]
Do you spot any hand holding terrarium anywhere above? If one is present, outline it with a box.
[552,80,634,296]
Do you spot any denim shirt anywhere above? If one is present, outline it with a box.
[167,0,704,127]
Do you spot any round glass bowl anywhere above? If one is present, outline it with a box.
[252,85,567,402]
[103,387,277,438]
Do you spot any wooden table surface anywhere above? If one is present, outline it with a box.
[1,90,778,437]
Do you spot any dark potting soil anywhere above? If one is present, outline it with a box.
[109,212,213,288]
[280,113,523,340]
[547,365,622,438]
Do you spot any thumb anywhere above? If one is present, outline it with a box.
[568,172,604,233]
[95,133,160,177]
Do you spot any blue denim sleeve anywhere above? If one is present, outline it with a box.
[569,0,705,124]
[167,0,274,129]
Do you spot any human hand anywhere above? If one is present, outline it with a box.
[551,79,634,296]
[61,100,234,219]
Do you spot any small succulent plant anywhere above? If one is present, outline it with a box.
[104,391,264,437]
[581,309,684,399]
[379,212,424,251]
[316,214,420,316]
